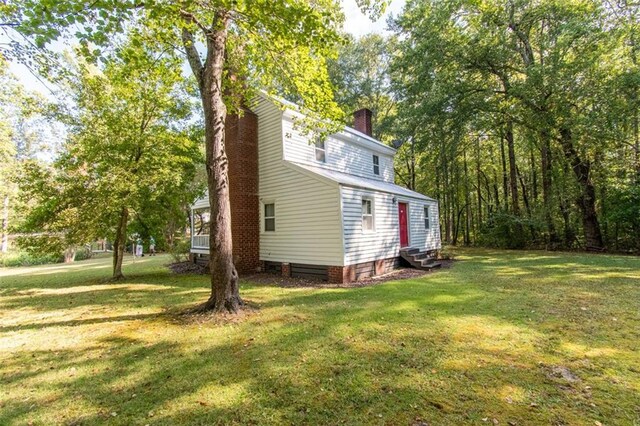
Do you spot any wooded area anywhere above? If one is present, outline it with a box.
[330,0,639,252]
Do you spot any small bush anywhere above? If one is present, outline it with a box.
[0,251,62,267]
[167,239,191,263]
[74,246,94,261]
[477,212,541,249]
[438,246,456,260]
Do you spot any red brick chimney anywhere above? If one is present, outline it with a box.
[353,108,373,137]
[225,109,260,274]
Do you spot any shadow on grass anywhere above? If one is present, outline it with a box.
[1,250,639,425]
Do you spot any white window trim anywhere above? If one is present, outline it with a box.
[424,205,430,230]
[373,154,380,175]
[262,201,276,233]
[314,137,327,163]
[362,197,375,233]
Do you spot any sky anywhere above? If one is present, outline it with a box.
[6,0,406,95]
[341,0,405,36]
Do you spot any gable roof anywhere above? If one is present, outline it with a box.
[256,92,396,156]
[288,162,435,202]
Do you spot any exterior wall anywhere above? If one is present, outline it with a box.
[282,115,395,183]
[341,186,441,265]
[255,97,344,266]
[418,202,442,251]
[226,111,260,273]
[188,111,260,274]
[328,257,401,284]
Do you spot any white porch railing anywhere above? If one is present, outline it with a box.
[192,235,210,249]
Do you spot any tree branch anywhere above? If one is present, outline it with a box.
[181,27,204,89]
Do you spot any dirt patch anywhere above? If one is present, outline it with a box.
[165,300,260,325]
[545,365,581,383]
[168,261,207,275]
[169,259,454,289]
[245,260,453,289]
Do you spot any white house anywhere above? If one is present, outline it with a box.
[190,94,441,283]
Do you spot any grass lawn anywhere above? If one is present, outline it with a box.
[1,250,639,425]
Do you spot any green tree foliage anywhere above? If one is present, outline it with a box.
[3,0,385,312]
[328,34,397,142]
[384,0,639,252]
[0,57,55,254]
[18,37,202,277]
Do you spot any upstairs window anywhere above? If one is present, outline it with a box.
[362,198,374,231]
[373,155,380,175]
[264,203,276,232]
[424,206,430,230]
[315,137,326,163]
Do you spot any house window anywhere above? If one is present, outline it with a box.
[315,137,326,162]
[373,155,380,175]
[424,206,430,230]
[264,203,275,232]
[362,198,374,231]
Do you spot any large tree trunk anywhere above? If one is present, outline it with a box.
[183,12,241,313]
[112,206,128,279]
[540,130,558,244]
[476,138,482,229]
[559,128,604,249]
[505,120,520,215]
[500,133,509,211]
[463,148,471,245]
[1,194,8,253]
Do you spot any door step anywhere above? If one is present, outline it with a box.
[400,248,441,271]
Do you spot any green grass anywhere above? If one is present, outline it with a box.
[0,249,639,425]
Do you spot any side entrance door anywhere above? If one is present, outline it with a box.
[398,202,409,247]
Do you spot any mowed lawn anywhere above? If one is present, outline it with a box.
[0,250,638,425]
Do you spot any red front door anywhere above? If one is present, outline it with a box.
[398,202,409,247]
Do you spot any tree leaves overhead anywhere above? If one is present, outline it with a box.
[4,0,351,120]
[17,35,203,269]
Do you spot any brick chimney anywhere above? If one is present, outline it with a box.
[225,109,260,274]
[353,108,373,137]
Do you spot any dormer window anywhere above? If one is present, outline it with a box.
[373,155,380,175]
[315,137,326,163]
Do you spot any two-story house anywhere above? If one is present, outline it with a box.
[190,94,441,283]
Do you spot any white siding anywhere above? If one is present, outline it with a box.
[409,201,442,252]
[282,115,395,183]
[341,186,441,265]
[256,97,344,265]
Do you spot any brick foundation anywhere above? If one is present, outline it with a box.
[281,263,291,277]
[327,257,401,284]
[226,110,260,274]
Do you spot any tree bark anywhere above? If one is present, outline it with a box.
[558,128,604,249]
[1,194,8,253]
[476,137,482,229]
[112,206,128,279]
[463,147,471,245]
[183,12,241,313]
[538,130,558,245]
[500,134,509,211]
[505,120,520,216]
